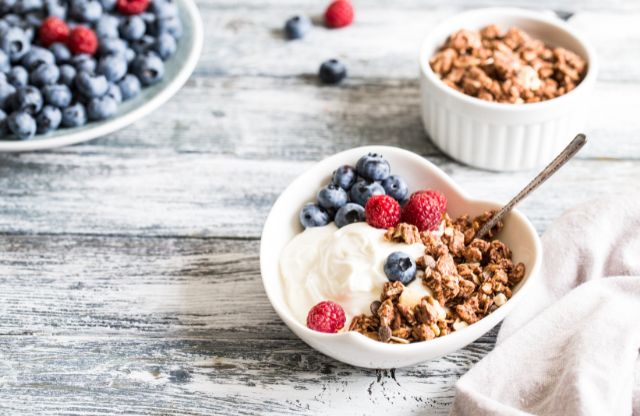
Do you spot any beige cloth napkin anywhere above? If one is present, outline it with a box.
[450,198,640,416]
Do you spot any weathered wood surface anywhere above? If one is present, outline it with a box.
[1,1,640,414]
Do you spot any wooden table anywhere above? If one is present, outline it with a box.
[1,1,639,414]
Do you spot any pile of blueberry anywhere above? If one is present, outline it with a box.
[0,0,182,139]
[300,152,409,229]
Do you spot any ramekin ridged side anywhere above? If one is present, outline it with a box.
[419,8,598,171]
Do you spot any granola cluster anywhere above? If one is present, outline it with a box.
[429,25,587,103]
[348,211,526,344]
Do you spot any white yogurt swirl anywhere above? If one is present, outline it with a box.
[279,222,435,326]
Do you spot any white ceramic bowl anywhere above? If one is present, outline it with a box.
[0,0,203,152]
[419,8,598,171]
[260,146,542,368]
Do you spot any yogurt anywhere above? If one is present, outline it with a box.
[279,222,433,326]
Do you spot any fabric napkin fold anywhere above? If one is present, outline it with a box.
[450,197,640,416]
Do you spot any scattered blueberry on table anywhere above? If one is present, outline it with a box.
[0,0,182,140]
[318,58,346,85]
[283,15,310,40]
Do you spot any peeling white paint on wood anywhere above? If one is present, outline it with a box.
[1,1,639,414]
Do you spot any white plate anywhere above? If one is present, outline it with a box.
[0,0,203,152]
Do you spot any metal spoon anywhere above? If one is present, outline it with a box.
[475,133,587,239]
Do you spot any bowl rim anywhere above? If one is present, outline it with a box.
[419,7,599,112]
[260,145,543,355]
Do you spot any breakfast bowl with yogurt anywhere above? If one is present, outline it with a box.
[260,146,542,368]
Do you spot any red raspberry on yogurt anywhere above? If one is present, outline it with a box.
[401,190,447,231]
[365,194,401,229]
[307,301,346,333]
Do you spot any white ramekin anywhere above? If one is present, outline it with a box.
[419,8,598,171]
[260,146,542,368]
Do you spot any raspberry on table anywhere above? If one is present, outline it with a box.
[67,26,99,55]
[306,301,346,333]
[116,0,150,15]
[38,17,70,47]
[401,190,447,231]
[324,0,354,29]
[365,194,401,229]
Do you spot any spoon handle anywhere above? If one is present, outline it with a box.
[475,133,587,239]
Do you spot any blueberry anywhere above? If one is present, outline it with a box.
[132,52,164,86]
[49,42,71,63]
[0,19,10,33]
[24,12,44,28]
[58,64,76,86]
[95,14,119,38]
[331,165,357,190]
[35,105,61,133]
[44,0,67,18]
[349,180,385,207]
[3,14,21,27]
[7,66,27,88]
[381,175,408,203]
[0,0,16,14]
[284,15,310,40]
[139,12,155,26]
[86,95,117,120]
[356,153,390,181]
[117,73,140,100]
[96,54,127,82]
[153,33,176,60]
[75,71,108,97]
[129,35,154,54]
[319,59,347,85]
[97,0,115,12]
[0,49,9,73]
[1,27,30,62]
[317,184,348,211]
[0,81,16,109]
[119,15,145,41]
[30,63,60,86]
[335,203,365,228]
[98,36,127,56]
[299,203,330,228]
[383,251,417,285]
[13,0,43,14]
[24,30,35,45]
[124,48,135,63]
[71,0,102,22]
[14,86,42,114]
[71,54,96,73]
[61,102,86,127]
[150,0,177,19]
[7,110,36,139]
[21,46,54,70]
[106,82,121,103]
[42,84,72,108]
[155,16,181,39]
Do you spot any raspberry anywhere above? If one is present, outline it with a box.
[38,17,69,47]
[365,195,400,229]
[306,301,346,333]
[401,190,447,231]
[324,0,354,29]
[67,26,98,55]
[117,0,150,15]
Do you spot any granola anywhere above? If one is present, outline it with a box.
[348,211,526,343]
[429,25,587,103]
